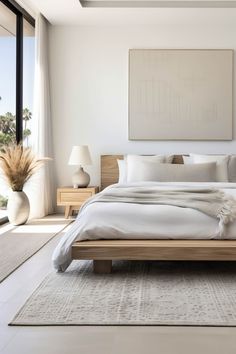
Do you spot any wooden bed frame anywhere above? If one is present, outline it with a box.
[72,155,236,273]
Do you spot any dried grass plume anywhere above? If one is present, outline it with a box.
[0,144,50,191]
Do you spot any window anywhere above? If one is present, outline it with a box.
[0,1,16,147]
[0,0,35,221]
[23,18,35,147]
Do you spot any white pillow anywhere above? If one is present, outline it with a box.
[127,155,166,183]
[164,155,174,163]
[129,161,217,183]
[120,155,173,183]
[183,155,193,164]
[117,159,127,183]
[189,154,229,182]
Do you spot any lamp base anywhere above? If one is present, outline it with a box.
[72,166,90,188]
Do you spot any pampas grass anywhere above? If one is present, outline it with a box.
[0,144,49,191]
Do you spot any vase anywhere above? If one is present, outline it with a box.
[7,191,30,226]
[72,166,90,188]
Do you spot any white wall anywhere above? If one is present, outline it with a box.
[49,23,236,188]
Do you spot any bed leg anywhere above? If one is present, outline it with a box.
[93,260,112,274]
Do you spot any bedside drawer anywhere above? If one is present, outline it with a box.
[57,186,99,218]
[59,192,92,204]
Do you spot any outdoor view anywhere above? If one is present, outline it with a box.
[0,2,35,218]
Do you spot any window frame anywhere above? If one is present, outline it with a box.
[0,0,35,224]
[0,0,35,143]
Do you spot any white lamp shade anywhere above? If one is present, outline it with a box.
[68,146,92,166]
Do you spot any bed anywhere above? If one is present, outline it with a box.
[53,155,236,274]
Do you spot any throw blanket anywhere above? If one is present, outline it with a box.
[81,186,236,237]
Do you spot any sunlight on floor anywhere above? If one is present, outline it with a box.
[0,223,14,235]
[11,225,69,234]
[13,224,73,234]
[0,215,73,235]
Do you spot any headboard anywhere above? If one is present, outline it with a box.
[101,155,184,190]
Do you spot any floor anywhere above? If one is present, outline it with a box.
[0,217,236,354]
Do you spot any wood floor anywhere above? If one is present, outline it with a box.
[0,217,236,354]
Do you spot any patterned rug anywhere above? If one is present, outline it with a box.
[10,260,236,326]
[0,215,72,283]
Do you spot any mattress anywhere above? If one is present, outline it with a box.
[52,181,236,271]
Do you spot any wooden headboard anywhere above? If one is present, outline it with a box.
[101,155,184,190]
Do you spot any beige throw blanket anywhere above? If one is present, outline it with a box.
[81,186,236,237]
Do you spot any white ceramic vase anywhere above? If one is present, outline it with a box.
[7,191,30,226]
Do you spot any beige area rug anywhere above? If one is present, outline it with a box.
[0,215,72,283]
[10,260,236,326]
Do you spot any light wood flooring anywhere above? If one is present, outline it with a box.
[0,216,236,354]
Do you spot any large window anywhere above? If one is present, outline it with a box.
[0,0,35,221]
[0,1,16,146]
[23,18,35,147]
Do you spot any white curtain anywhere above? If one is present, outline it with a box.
[26,14,55,219]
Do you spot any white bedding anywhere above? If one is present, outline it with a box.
[52,182,236,271]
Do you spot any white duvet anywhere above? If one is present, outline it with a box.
[52,182,236,271]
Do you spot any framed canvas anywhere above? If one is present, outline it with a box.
[129,49,233,140]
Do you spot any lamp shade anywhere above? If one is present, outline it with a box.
[68,146,92,166]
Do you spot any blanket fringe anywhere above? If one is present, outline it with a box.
[217,196,236,237]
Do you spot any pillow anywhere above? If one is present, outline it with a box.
[189,154,229,182]
[126,154,173,163]
[128,161,217,183]
[228,155,236,182]
[183,155,193,164]
[127,155,166,183]
[117,159,127,183]
[164,155,174,163]
[120,154,174,183]
[189,155,236,183]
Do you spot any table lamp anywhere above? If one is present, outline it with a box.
[68,145,92,188]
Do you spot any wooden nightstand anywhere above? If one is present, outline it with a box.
[57,186,99,218]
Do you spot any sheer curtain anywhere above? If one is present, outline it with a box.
[27,14,54,219]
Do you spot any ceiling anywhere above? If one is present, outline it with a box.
[0,1,16,36]
[0,1,34,36]
[80,0,236,7]
[21,0,236,25]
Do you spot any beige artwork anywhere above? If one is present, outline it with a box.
[129,49,233,140]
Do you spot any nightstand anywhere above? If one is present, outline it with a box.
[57,186,99,218]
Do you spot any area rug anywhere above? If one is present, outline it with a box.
[10,260,236,326]
[0,215,72,283]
